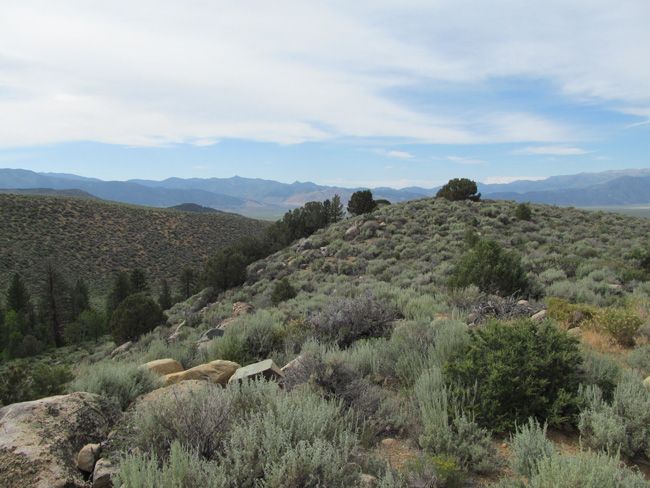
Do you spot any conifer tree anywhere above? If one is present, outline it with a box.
[129,268,149,294]
[106,271,132,316]
[158,279,172,311]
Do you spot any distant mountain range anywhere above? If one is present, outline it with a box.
[1,167,649,218]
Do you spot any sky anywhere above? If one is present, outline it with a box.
[0,0,649,188]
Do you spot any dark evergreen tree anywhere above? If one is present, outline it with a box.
[328,194,345,222]
[6,273,30,314]
[106,271,132,316]
[69,279,90,321]
[129,268,149,294]
[158,279,172,311]
[436,178,481,202]
[40,262,70,348]
[347,190,377,216]
[110,293,163,345]
[178,268,198,300]
[203,248,248,293]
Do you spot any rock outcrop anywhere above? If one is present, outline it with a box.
[164,360,240,386]
[142,358,184,376]
[76,443,101,473]
[0,392,119,488]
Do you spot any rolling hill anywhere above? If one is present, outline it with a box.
[0,194,268,296]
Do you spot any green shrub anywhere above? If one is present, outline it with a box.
[547,297,598,326]
[527,450,647,488]
[71,361,161,410]
[0,361,73,406]
[578,372,650,459]
[596,307,642,347]
[449,240,529,296]
[514,203,533,221]
[110,293,163,345]
[415,367,495,473]
[445,320,582,431]
[64,309,107,344]
[509,418,554,478]
[115,441,225,488]
[580,349,621,401]
[626,344,650,376]
[309,292,399,348]
[436,178,481,202]
[404,455,464,488]
[271,278,297,305]
[204,310,285,365]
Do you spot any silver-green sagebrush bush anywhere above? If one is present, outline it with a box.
[578,371,650,459]
[508,418,554,478]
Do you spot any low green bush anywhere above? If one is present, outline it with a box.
[0,361,73,406]
[597,307,642,347]
[580,349,621,401]
[509,418,554,478]
[110,293,164,345]
[626,344,650,376]
[308,292,399,348]
[71,361,160,410]
[415,367,495,473]
[528,451,647,488]
[449,240,529,296]
[271,278,297,305]
[204,310,285,365]
[578,372,650,459]
[445,320,582,431]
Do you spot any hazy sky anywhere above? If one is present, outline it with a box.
[0,0,648,187]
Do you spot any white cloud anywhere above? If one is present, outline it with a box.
[0,1,647,148]
[376,149,414,159]
[446,156,486,165]
[515,145,590,156]
[483,176,548,184]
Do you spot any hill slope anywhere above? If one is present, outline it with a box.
[0,194,268,295]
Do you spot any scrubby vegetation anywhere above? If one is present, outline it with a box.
[3,188,650,485]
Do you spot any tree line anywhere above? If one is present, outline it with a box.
[0,190,385,356]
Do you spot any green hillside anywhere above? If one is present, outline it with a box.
[5,197,650,486]
[0,194,268,296]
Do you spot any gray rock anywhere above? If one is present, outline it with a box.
[643,376,650,390]
[198,328,225,342]
[229,359,284,384]
[517,299,530,306]
[567,327,582,337]
[531,309,548,322]
[0,392,119,488]
[93,458,117,488]
[360,474,378,488]
[344,225,360,241]
[110,340,133,358]
[77,443,101,473]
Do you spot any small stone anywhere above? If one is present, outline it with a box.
[381,438,397,447]
[517,300,530,306]
[232,302,254,317]
[643,376,650,389]
[531,310,548,322]
[360,473,378,488]
[567,327,582,337]
[77,443,101,473]
[501,443,508,449]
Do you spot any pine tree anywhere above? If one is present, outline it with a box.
[158,279,172,311]
[347,190,377,216]
[69,279,90,321]
[329,194,345,222]
[40,262,70,348]
[6,273,30,314]
[106,271,132,316]
[129,268,149,294]
[178,268,197,300]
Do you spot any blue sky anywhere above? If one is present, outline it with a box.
[0,1,648,188]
